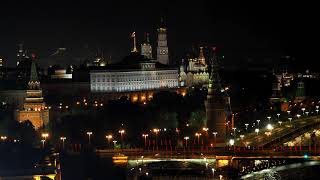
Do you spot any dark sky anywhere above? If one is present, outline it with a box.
[0,1,317,67]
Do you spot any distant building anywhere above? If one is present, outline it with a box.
[179,47,209,87]
[15,58,49,129]
[156,19,169,65]
[90,52,179,95]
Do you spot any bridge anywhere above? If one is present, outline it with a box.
[241,115,320,147]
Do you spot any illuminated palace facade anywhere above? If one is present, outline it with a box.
[90,53,179,102]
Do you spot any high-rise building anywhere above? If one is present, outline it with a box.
[156,19,169,65]
[15,57,49,129]
[141,32,152,59]
[205,47,228,147]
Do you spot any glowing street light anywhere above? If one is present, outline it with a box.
[41,133,49,141]
[41,139,46,148]
[266,124,273,131]
[184,136,190,148]
[297,114,301,119]
[316,109,319,115]
[276,113,280,119]
[301,108,306,115]
[195,133,202,144]
[278,121,282,126]
[142,134,148,147]
[288,117,293,124]
[60,136,66,149]
[153,128,160,150]
[86,131,93,144]
[245,124,249,131]
[232,127,237,137]
[255,128,260,135]
[267,116,271,123]
[305,111,309,116]
[287,111,291,115]
[256,120,260,128]
[106,134,113,146]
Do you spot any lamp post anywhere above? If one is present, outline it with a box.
[153,129,160,150]
[142,134,148,147]
[297,114,301,119]
[256,120,260,128]
[41,133,49,141]
[306,111,309,116]
[184,136,190,148]
[267,116,271,123]
[106,134,113,147]
[86,131,93,144]
[288,117,292,124]
[266,124,273,131]
[60,136,66,149]
[276,113,280,119]
[212,132,218,145]
[41,139,46,148]
[112,140,117,148]
[278,121,282,126]
[118,129,125,148]
[195,133,201,144]
[301,108,306,115]
[255,128,259,135]
[245,124,249,132]
[287,111,291,116]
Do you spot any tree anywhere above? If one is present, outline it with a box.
[189,110,207,130]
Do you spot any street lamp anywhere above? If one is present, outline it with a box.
[86,131,93,144]
[212,132,218,145]
[142,134,148,147]
[267,116,271,123]
[106,134,113,146]
[316,109,319,115]
[288,117,292,124]
[305,111,309,116]
[255,128,259,135]
[112,140,117,147]
[256,120,260,128]
[41,139,46,148]
[297,114,301,119]
[41,133,49,141]
[153,128,160,150]
[287,111,291,115]
[184,136,190,148]
[301,108,306,115]
[195,133,202,144]
[245,124,249,131]
[278,121,282,126]
[60,136,66,149]
[276,113,280,119]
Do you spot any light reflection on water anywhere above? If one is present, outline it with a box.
[241,161,320,180]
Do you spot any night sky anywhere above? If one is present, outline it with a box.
[0,1,316,67]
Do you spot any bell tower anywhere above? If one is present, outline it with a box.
[156,18,169,65]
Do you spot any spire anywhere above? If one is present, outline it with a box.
[131,31,138,53]
[28,56,40,89]
[198,46,206,65]
[208,47,221,94]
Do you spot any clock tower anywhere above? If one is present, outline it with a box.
[156,18,169,65]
